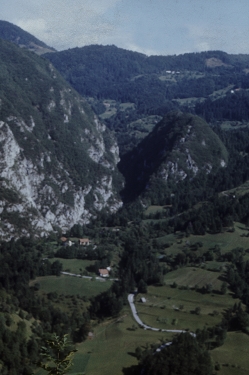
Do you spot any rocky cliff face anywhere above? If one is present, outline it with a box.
[0,39,122,239]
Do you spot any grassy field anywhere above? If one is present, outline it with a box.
[172,97,205,106]
[68,287,245,375]
[35,309,249,375]
[158,75,176,82]
[119,102,135,111]
[144,205,166,215]
[99,108,117,119]
[220,120,249,130]
[134,285,241,332]
[50,258,95,275]
[30,275,112,298]
[157,222,249,256]
[163,267,223,290]
[69,305,175,375]
[220,179,249,198]
[211,332,249,375]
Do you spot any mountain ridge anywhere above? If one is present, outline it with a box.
[119,111,228,202]
[0,38,122,239]
[0,20,56,54]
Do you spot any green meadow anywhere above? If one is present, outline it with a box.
[69,305,174,375]
[211,332,249,375]
[135,284,241,332]
[163,267,223,290]
[50,258,96,275]
[156,222,249,256]
[30,275,112,298]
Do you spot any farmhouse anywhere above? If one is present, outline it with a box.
[79,238,90,246]
[99,269,109,277]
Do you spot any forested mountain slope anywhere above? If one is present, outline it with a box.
[0,20,55,54]
[0,39,122,239]
[44,45,249,154]
[119,111,228,202]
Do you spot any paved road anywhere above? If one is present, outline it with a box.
[128,294,196,337]
[61,271,119,281]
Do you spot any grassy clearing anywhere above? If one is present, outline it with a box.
[208,85,233,101]
[163,267,223,290]
[211,332,249,375]
[158,75,176,82]
[119,102,135,111]
[220,179,249,198]
[144,205,166,215]
[157,222,249,256]
[134,285,241,332]
[69,305,174,375]
[30,275,112,298]
[172,97,205,105]
[128,116,160,132]
[50,258,95,275]
[99,108,117,119]
[220,120,249,130]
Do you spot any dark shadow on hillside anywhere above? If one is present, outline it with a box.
[127,351,138,358]
[122,364,141,375]
[86,265,96,273]
[237,226,248,231]
[217,274,227,282]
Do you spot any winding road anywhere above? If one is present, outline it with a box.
[128,294,196,337]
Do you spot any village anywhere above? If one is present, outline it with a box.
[60,235,112,279]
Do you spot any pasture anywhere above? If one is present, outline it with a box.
[119,102,135,111]
[50,258,95,275]
[163,267,223,290]
[69,305,174,375]
[30,274,112,298]
[135,284,242,332]
[144,205,167,215]
[211,332,249,375]
[157,222,249,256]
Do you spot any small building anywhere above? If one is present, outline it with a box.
[79,238,90,246]
[88,332,94,340]
[140,297,146,303]
[99,269,109,278]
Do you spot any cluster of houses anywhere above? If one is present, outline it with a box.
[60,237,90,247]
[60,236,111,278]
